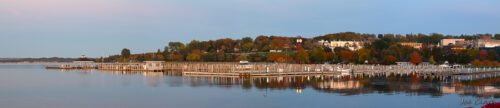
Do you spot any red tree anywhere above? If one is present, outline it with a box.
[340,50,355,63]
[268,54,281,62]
[409,51,423,64]
[480,50,488,60]
[471,59,483,67]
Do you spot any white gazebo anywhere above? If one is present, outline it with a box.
[72,55,94,69]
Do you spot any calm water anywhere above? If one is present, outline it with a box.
[1,64,499,108]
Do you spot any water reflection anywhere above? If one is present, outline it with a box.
[60,69,500,98]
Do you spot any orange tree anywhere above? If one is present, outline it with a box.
[409,51,423,64]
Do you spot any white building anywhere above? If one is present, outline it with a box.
[440,39,464,47]
[331,41,363,51]
[317,40,330,46]
[474,39,500,48]
[400,42,423,49]
[317,40,364,51]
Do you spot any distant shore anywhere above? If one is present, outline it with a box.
[0,62,73,64]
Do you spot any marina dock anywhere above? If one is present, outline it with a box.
[46,62,500,76]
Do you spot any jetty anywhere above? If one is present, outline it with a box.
[46,62,500,76]
[45,64,97,69]
[45,55,96,69]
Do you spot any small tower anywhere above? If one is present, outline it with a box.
[296,37,303,50]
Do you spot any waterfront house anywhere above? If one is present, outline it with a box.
[143,58,164,71]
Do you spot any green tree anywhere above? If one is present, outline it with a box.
[421,47,432,58]
[357,48,371,63]
[495,34,500,40]
[457,52,472,64]
[372,37,394,51]
[241,37,253,44]
[261,46,270,52]
[235,55,248,61]
[187,40,209,52]
[121,48,131,58]
[225,54,234,61]
[311,48,326,63]
[137,55,145,62]
[295,49,309,64]
[186,53,201,61]
[254,36,270,51]
[156,49,165,60]
[444,54,457,64]
[431,47,444,64]
[241,43,254,52]
[466,49,480,59]
[162,46,169,61]
[487,50,498,61]
[169,42,185,52]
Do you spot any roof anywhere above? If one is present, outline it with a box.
[397,58,430,62]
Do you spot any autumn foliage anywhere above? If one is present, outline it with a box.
[409,51,422,64]
[383,55,397,64]
[471,59,500,67]
[104,32,500,65]
[340,50,355,63]
[186,54,201,61]
[268,54,293,63]
[295,49,309,64]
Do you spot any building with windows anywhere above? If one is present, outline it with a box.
[317,40,364,51]
[400,42,423,49]
[440,39,465,47]
[474,39,500,48]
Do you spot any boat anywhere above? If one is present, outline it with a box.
[237,61,252,70]
[439,61,451,68]
[45,64,77,69]
[337,67,351,76]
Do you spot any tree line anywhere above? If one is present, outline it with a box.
[100,32,500,67]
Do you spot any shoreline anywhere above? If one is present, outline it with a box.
[0,62,74,64]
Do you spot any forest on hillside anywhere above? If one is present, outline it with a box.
[101,32,500,67]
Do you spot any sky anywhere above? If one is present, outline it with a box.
[1,0,500,58]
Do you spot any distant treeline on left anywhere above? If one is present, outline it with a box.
[0,57,79,63]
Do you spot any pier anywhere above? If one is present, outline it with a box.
[46,62,500,76]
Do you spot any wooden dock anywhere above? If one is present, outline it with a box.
[45,65,97,69]
[46,62,500,76]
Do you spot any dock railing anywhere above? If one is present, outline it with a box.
[88,62,500,76]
